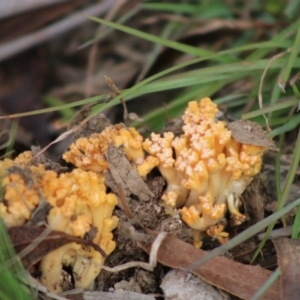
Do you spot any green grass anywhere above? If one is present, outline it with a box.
[0,220,35,300]
[0,122,36,299]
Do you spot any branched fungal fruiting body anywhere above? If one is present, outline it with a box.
[41,168,119,292]
[63,124,146,173]
[143,98,267,246]
[0,153,46,227]
[63,124,159,177]
[0,154,118,293]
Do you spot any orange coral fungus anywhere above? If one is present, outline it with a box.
[40,168,118,292]
[0,155,118,293]
[143,98,268,247]
[63,124,158,176]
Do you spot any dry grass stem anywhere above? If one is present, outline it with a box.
[101,232,167,273]
[258,48,291,130]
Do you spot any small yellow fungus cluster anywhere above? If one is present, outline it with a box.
[0,153,118,293]
[63,124,146,173]
[40,168,118,292]
[63,123,160,178]
[0,152,45,227]
[143,98,266,246]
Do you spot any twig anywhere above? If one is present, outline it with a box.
[120,223,152,244]
[0,0,114,62]
[101,231,167,273]
[29,93,113,160]
[258,226,293,240]
[289,70,300,86]
[105,76,129,125]
[30,123,83,158]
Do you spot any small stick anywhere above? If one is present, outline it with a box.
[105,76,129,125]
[258,226,293,240]
[101,231,167,273]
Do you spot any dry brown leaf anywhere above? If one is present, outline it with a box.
[7,226,106,268]
[273,237,300,300]
[140,230,280,300]
[228,119,276,149]
[105,144,154,202]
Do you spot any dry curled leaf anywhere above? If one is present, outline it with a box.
[7,226,106,268]
[272,237,300,300]
[228,119,276,149]
[140,230,280,300]
[25,199,52,227]
[105,144,154,202]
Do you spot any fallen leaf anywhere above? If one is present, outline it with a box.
[228,119,276,149]
[272,237,300,300]
[7,226,106,268]
[140,230,280,300]
[105,144,154,202]
[25,199,52,227]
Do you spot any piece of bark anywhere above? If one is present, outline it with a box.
[105,144,154,202]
